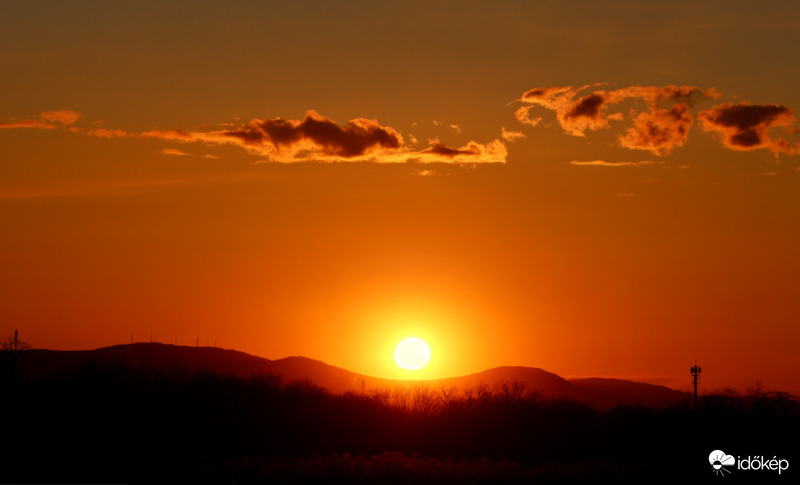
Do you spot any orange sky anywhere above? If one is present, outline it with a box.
[2,1,799,393]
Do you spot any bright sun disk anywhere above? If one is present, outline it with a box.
[394,337,431,370]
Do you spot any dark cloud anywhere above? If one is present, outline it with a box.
[220,110,403,158]
[565,94,605,120]
[412,140,507,164]
[520,86,581,104]
[420,144,477,158]
[516,84,721,153]
[74,110,508,164]
[619,103,693,155]
[515,85,607,134]
[697,102,796,154]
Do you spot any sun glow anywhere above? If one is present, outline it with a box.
[394,337,431,370]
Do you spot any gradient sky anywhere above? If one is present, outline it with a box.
[2,0,799,392]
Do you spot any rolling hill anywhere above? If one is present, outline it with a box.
[14,343,689,407]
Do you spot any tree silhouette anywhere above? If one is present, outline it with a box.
[1,330,31,381]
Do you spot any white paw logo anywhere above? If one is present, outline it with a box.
[709,449,735,476]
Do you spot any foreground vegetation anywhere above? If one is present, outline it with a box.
[2,353,797,483]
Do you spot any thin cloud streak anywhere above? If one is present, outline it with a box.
[160,148,192,156]
[569,160,657,167]
[501,127,526,142]
[41,110,82,125]
[412,169,436,176]
[0,110,81,130]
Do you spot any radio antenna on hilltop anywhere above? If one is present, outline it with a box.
[691,361,702,410]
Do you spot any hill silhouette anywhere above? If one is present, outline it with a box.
[18,343,687,407]
[4,343,797,483]
[570,377,688,408]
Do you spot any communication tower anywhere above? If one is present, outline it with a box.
[691,361,702,410]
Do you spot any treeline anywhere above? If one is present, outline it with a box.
[2,358,798,483]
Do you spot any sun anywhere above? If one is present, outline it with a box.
[394,337,431,370]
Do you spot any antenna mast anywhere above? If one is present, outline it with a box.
[691,361,702,410]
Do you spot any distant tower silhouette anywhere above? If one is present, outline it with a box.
[14,329,18,351]
[691,361,702,410]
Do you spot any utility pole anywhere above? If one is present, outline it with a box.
[691,361,702,410]
[14,330,18,351]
